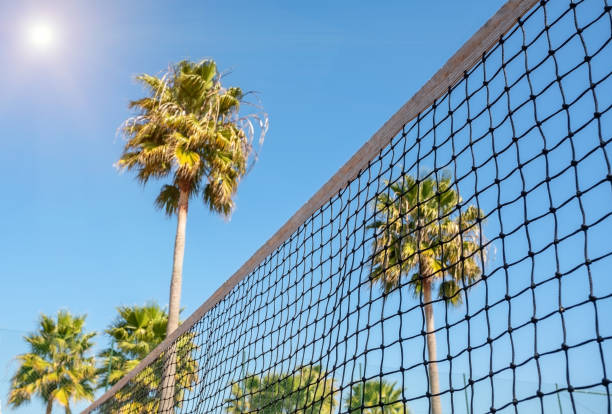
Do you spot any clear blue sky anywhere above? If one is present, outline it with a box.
[1,1,608,413]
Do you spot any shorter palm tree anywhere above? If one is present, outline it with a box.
[345,379,407,414]
[98,304,168,387]
[97,304,198,413]
[226,373,285,414]
[226,365,337,414]
[8,310,97,414]
[286,365,337,414]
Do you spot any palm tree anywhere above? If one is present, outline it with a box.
[98,304,168,387]
[226,376,257,413]
[345,379,406,414]
[97,304,198,413]
[285,365,337,414]
[226,365,337,413]
[8,311,97,414]
[117,59,267,410]
[226,373,285,414]
[369,172,485,414]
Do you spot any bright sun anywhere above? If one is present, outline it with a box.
[26,21,56,50]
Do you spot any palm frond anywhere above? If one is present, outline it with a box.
[154,184,180,217]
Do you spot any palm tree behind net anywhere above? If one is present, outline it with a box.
[226,365,337,413]
[345,379,407,414]
[369,172,486,414]
[97,304,198,414]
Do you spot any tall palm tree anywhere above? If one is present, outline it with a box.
[8,311,97,414]
[117,59,267,410]
[345,379,406,414]
[369,172,485,414]
[97,304,198,414]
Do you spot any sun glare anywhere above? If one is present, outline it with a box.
[26,20,56,51]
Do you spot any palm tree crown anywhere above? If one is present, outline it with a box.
[97,304,198,413]
[8,310,97,414]
[370,172,485,303]
[117,59,266,217]
[226,365,337,414]
[98,304,169,387]
[345,379,407,414]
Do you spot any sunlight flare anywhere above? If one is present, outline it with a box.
[26,20,56,51]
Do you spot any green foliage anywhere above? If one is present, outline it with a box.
[8,310,97,413]
[369,172,486,304]
[97,304,167,387]
[345,379,407,414]
[226,365,337,413]
[97,304,198,413]
[227,371,410,414]
[117,59,268,218]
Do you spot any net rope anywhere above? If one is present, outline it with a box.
[91,0,612,412]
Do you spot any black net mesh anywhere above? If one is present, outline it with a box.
[91,0,612,412]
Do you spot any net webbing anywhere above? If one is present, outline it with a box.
[90,0,612,412]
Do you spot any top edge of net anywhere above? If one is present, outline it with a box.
[82,0,540,411]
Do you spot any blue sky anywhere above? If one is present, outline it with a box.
[1,1,609,413]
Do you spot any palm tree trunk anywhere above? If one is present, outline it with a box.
[46,399,53,414]
[159,186,189,414]
[423,279,442,414]
[167,187,189,334]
